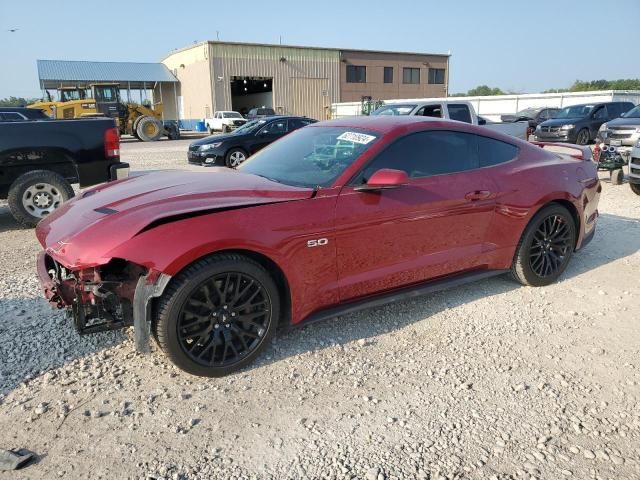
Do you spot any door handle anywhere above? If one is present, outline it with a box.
[465,190,492,201]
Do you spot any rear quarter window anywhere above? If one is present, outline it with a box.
[477,136,519,167]
[448,104,472,124]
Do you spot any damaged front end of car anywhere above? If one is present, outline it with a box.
[36,252,171,352]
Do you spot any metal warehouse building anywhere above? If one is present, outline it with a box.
[162,41,450,128]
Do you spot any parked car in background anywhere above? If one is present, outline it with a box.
[247,107,276,120]
[203,111,247,134]
[501,107,560,138]
[0,117,129,226]
[0,107,50,121]
[597,104,640,151]
[535,101,634,145]
[188,116,317,167]
[371,100,529,139]
[630,139,640,196]
[36,116,600,377]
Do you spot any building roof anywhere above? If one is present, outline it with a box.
[162,40,450,61]
[37,59,178,90]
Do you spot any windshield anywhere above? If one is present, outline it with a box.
[223,112,243,118]
[622,105,640,118]
[232,119,267,134]
[238,126,381,188]
[371,105,417,116]
[554,105,593,119]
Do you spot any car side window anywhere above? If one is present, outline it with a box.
[448,104,472,123]
[477,135,519,167]
[415,105,442,118]
[259,120,288,135]
[357,130,479,182]
[289,118,313,130]
[1,112,24,121]
[538,109,549,120]
[592,106,607,120]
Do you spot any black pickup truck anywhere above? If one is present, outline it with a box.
[1,117,129,227]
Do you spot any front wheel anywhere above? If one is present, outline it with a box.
[225,148,248,168]
[575,128,590,145]
[631,183,640,196]
[511,204,576,287]
[153,254,280,377]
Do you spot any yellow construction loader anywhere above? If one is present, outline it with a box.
[29,84,179,141]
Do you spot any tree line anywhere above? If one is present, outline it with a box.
[451,79,640,97]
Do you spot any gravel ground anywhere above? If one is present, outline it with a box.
[0,139,639,480]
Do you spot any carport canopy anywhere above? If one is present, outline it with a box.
[36,59,178,90]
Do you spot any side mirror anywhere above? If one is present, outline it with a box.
[354,169,409,192]
[478,117,487,125]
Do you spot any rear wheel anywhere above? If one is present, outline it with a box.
[8,170,75,227]
[631,183,640,196]
[225,148,248,168]
[511,204,576,287]
[136,115,163,142]
[153,254,279,377]
[610,168,624,185]
[576,128,590,145]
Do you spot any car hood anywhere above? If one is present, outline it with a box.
[606,117,640,127]
[540,118,584,127]
[191,132,249,146]
[36,169,314,269]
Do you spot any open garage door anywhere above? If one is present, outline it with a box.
[230,76,273,117]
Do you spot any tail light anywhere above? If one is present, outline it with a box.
[104,127,120,158]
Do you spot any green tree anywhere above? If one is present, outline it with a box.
[0,96,40,107]
[450,85,505,97]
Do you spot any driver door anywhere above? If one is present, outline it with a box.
[252,119,289,154]
[334,130,497,301]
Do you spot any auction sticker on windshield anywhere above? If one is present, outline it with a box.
[337,132,377,145]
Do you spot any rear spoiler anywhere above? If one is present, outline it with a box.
[530,141,593,161]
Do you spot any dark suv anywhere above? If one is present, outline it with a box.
[188,116,317,167]
[535,101,634,145]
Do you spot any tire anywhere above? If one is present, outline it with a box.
[8,170,75,228]
[222,124,230,133]
[167,124,180,140]
[631,183,640,196]
[511,204,576,287]
[575,128,590,145]
[225,148,248,168]
[136,116,163,142]
[611,168,624,185]
[153,254,280,377]
[208,127,214,135]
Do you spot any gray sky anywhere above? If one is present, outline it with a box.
[1,0,639,98]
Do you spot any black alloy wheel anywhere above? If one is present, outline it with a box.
[154,254,279,377]
[177,272,271,367]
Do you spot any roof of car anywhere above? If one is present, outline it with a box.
[0,106,33,112]
[314,115,454,133]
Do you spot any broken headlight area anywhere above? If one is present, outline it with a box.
[43,255,146,334]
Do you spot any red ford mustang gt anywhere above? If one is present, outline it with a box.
[35,117,600,376]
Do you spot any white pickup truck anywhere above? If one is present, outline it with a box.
[204,111,247,134]
[371,100,529,140]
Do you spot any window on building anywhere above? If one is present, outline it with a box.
[346,65,366,83]
[383,67,393,84]
[402,67,420,84]
[428,68,446,84]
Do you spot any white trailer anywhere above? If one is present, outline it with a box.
[332,90,640,121]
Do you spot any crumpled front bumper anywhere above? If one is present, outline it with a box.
[36,252,171,352]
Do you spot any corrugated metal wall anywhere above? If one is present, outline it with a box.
[208,43,340,120]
